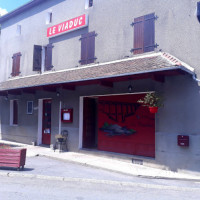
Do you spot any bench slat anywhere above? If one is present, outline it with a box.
[0,149,22,153]
[0,154,21,157]
[0,160,19,164]
[0,163,20,168]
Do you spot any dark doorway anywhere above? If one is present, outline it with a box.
[42,99,52,145]
[82,97,97,148]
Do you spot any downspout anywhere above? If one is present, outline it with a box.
[192,74,200,82]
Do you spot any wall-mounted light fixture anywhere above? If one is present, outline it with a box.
[4,95,8,101]
[56,91,60,97]
[4,91,9,100]
[128,79,133,93]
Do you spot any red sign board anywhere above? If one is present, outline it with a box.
[47,14,88,37]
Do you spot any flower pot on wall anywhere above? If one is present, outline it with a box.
[149,107,158,114]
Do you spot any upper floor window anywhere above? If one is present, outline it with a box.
[11,52,21,77]
[132,13,157,55]
[80,31,96,65]
[85,0,93,9]
[89,0,93,7]
[46,12,52,24]
[33,44,54,72]
[197,2,200,23]
[16,25,21,36]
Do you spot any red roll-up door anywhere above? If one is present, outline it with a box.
[98,94,155,158]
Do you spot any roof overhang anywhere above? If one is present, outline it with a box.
[0,52,195,95]
[0,0,47,23]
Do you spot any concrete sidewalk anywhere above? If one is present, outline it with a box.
[0,139,200,181]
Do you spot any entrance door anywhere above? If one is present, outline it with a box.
[42,99,52,145]
[82,97,96,148]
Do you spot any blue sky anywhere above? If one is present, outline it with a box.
[0,0,30,15]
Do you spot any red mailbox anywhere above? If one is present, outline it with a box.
[61,109,73,123]
[177,135,189,147]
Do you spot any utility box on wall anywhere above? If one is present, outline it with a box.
[177,135,189,147]
[61,109,73,123]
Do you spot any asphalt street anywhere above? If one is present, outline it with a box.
[1,175,200,200]
[0,156,200,200]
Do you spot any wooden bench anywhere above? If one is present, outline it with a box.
[0,148,27,170]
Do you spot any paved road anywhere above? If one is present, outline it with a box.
[1,175,200,200]
[0,156,200,200]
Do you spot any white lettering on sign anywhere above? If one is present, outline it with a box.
[79,17,83,25]
[47,14,88,37]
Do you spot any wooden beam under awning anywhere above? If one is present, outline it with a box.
[8,90,22,95]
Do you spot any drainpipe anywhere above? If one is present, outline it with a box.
[192,74,200,82]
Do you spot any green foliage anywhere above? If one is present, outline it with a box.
[102,122,109,128]
[55,134,67,139]
[137,92,163,107]
[0,144,11,149]
[129,129,136,133]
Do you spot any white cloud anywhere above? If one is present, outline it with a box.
[0,8,8,16]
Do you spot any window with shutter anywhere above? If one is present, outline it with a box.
[80,31,96,65]
[12,52,21,77]
[133,13,157,55]
[33,45,42,71]
[45,43,53,71]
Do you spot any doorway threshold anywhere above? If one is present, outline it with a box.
[39,144,50,148]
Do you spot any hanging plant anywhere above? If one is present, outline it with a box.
[137,92,163,113]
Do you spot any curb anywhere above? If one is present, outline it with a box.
[0,171,199,191]
[38,154,200,182]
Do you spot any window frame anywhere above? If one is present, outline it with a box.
[46,12,53,24]
[85,0,93,9]
[27,101,34,115]
[89,0,93,7]
[32,44,53,72]
[16,24,21,36]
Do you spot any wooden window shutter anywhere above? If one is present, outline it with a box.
[33,45,42,71]
[45,43,53,71]
[87,31,96,64]
[80,31,96,65]
[80,33,88,65]
[13,100,18,125]
[12,54,17,76]
[12,53,21,76]
[133,16,144,54]
[144,13,155,52]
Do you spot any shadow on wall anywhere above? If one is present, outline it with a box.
[2,0,66,28]
[49,27,89,44]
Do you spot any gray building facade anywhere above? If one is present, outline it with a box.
[0,0,200,174]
